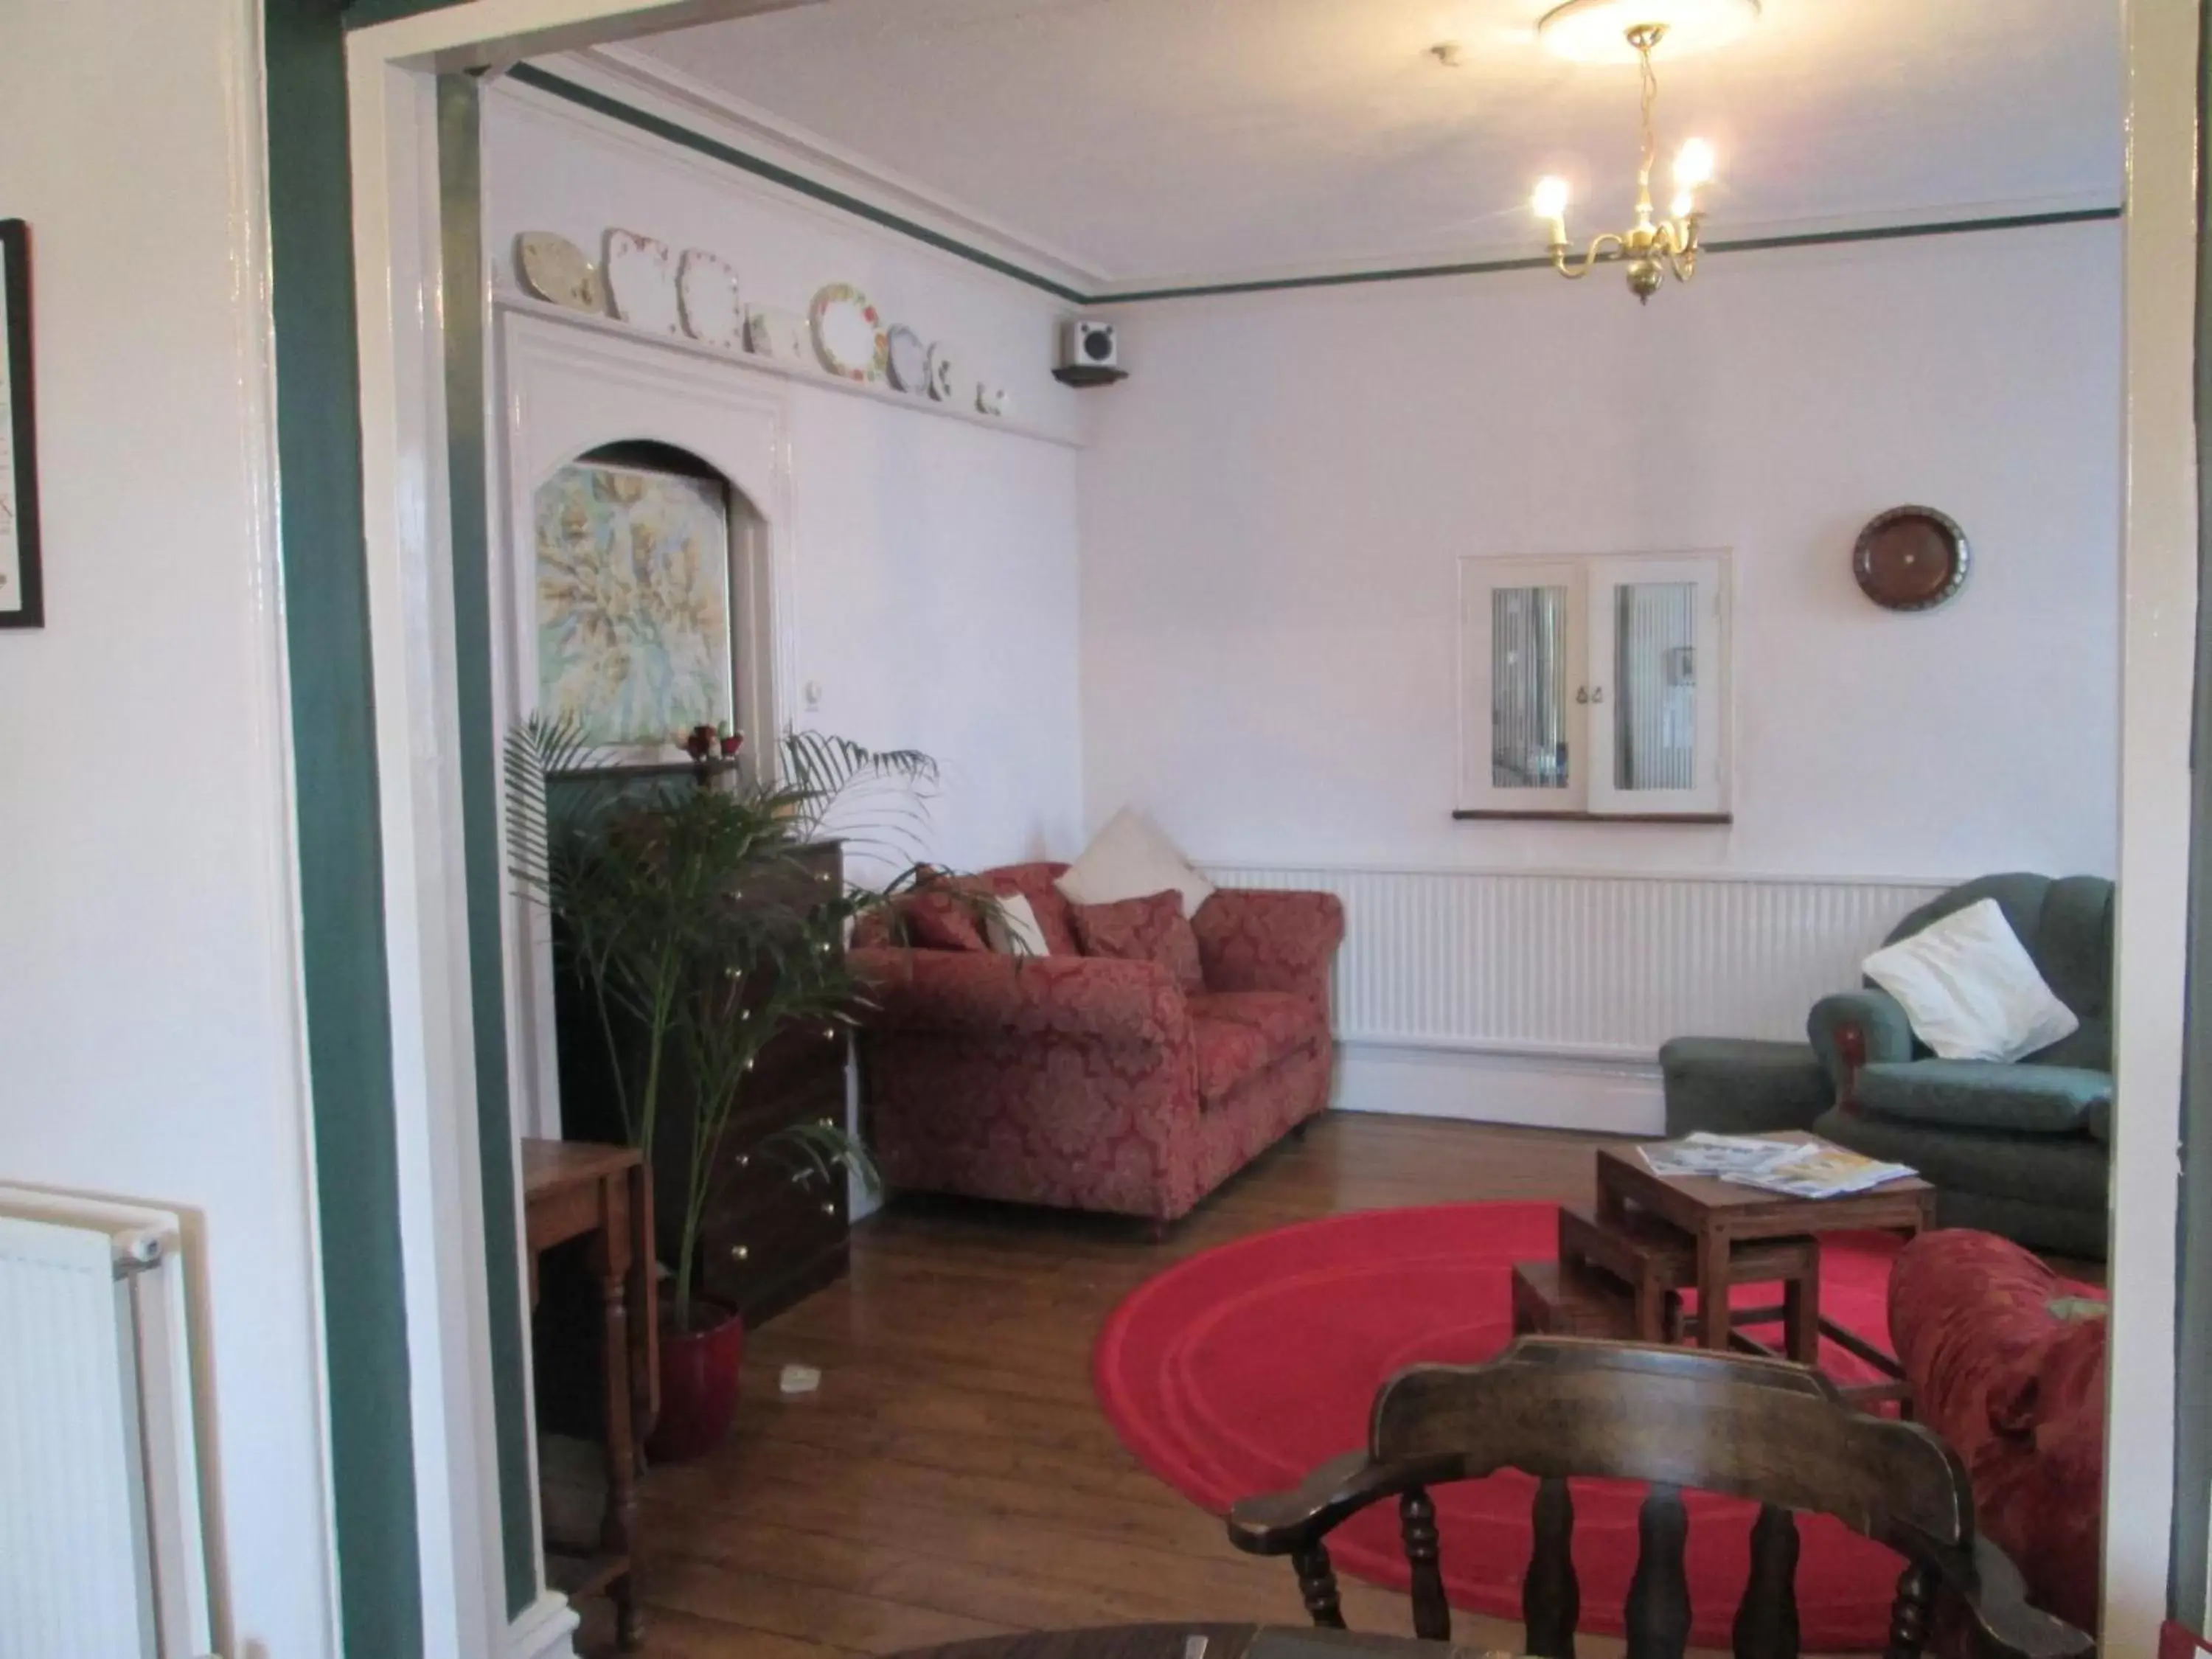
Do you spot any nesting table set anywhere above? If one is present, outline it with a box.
[1512,1130,1936,1408]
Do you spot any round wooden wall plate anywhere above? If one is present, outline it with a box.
[1853,506,1969,612]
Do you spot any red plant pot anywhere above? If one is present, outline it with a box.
[647,1304,745,1463]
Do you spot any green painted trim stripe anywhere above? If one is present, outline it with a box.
[438,72,541,1621]
[507,63,1091,302]
[1099,207,2125,303]
[508,63,2120,308]
[263,1,424,1654]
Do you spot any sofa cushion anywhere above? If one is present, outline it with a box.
[984,863,1079,956]
[1888,1231,2104,1635]
[1056,807,1216,917]
[1194,1015,1271,1105]
[1071,891,1205,995]
[1863,898,2079,1062]
[984,893,1051,958]
[902,880,991,953]
[1660,1037,1832,1137]
[1189,990,1325,1056]
[1814,1106,2109,1213]
[1856,1060,2112,1135]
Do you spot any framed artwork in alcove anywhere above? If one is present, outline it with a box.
[533,456,734,749]
[0,219,43,630]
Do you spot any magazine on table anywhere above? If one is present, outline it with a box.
[1640,1132,1915,1198]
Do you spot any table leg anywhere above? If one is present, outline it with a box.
[626,1164,657,1465]
[591,1186,643,1649]
[1596,1177,1628,1228]
[1697,1229,1732,1351]
[1783,1259,1821,1365]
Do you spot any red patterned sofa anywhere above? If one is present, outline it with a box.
[1888,1229,2107,1637]
[851,862,1345,1226]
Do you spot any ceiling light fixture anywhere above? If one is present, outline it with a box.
[1531,1,1748,303]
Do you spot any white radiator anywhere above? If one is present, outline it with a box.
[0,1189,212,1659]
[1203,863,1949,1060]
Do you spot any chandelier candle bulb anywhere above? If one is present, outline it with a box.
[1675,137,1716,187]
[1532,176,1572,244]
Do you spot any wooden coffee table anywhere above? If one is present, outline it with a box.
[1595,1130,1935,1407]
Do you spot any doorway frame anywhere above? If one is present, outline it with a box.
[328,2,2195,1655]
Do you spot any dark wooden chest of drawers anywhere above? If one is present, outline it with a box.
[555,836,850,1328]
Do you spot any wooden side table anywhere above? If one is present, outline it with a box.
[1594,1131,1935,1408]
[523,1138,655,1649]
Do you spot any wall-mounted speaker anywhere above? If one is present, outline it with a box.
[1062,319,1118,369]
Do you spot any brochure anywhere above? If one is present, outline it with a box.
[1640,1132,1916,1199]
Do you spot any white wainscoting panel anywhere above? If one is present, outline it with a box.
[1203,865,1951,1133]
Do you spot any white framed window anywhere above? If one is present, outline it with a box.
[1458,551,1731,820]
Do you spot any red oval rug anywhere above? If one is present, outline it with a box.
[1093,1202,1908,1652]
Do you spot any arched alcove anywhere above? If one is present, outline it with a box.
[529,438,776,772]
[496,310,802,1138]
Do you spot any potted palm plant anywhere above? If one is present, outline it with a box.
[505,718,937,1458]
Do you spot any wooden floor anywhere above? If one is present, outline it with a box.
[574,1113,1624,1659]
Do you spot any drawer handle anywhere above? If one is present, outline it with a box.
[729,1243,749,1262]
[821,1201,837,1217]
[734,1153,750,1169]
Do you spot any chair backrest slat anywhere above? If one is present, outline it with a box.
[1624,1484,1691,1659]
[1523,1475,1579,1659]
[1731,1506,1801,1659]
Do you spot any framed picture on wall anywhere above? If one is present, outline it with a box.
[0,220,41,630]
[534,456,733,751]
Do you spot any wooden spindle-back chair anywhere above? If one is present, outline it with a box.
[1226,1338,2090,1659]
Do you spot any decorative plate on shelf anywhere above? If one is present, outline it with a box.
[605,229,680,336]
[745,306,810,367]
[925,341,958,403]
[885,324,928,394]
[810,282,888,381]
[1853,505,1969,612]
[676,249,742,348]
[515,231,602,313]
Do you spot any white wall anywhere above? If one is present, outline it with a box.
[0,4,335,1657]
[484,76,1087,871]
[1082,221,2123,882]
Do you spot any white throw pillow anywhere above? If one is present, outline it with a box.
[984,893,1050,958]
[1055,808,1216,917]
[1861,898,2080,1063]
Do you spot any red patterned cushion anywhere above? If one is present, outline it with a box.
[1889,1230,2105,1635]
[902,880,990,953]
[985,863,1078,956]
[1071,891,1205,995]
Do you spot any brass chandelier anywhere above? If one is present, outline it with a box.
[1531,21,1716,303]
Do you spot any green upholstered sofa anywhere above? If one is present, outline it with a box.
[1806,873,2113,1259]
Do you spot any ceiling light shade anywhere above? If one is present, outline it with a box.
[1537,0,1759,63]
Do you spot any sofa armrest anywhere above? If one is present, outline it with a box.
[1808,989,1915,1103]
[852,947,1189,1054]
[1193,888,1346,998]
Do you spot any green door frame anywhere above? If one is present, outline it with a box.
[265,2,521,1654]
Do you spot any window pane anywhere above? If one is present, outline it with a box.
[1491,585,1570,790]
[1613,580,1697,791]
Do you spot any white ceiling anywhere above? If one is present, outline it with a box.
[602,0,2124,292]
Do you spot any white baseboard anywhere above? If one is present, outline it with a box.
[507,1590,581,1659]
[1336,1041,1664,1136]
